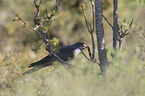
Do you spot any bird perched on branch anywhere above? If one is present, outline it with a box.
[23,42,88,74]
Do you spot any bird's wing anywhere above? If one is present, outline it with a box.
[57,46,75,61]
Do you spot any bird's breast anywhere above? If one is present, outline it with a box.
[73,48,81,56]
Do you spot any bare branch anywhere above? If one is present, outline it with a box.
[129,18,134,27]
[34,26,41,30]
[139,34,145,41]
[81,51,91,61]
[119,18,134,38]
[117,18,134,49]
[16,14,43,37]
[33,0,43,25]
[55,0,59,11]
[80,0,90,33]
[91,0,95,32]
[90,0,95,60]
[123,19,126,23]
[80,0,96,61]
[103,15,114,29]
[81,51,100,65]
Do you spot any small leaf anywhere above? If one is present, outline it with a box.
[23,23,27,28]
[53,10,58,15]
[52,18,55,21]
[39,26,46,31]
[38,40,42,45]
[32,45,41,53]
[12,19,17,22]
[51,14,55,17]
[53,44,60,53]
[52,37,59,46]
[46,19,50,23]
[12,18,19,22]
[47,13,51,17]
[47,40,52,44]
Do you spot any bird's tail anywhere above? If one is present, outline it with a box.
[28,62,40,67]
[23,66,44,75]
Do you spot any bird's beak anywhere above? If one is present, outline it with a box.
[83,44,89,48]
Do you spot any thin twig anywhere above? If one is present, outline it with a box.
[34,0,42,17]
[33,0,42,25]
[139,34,145,41]
[81,51,91,61]
[81,46,100,65]
[38,40,45,48]
[34,25,41,30]
[129,18,134,27]
[90,0,95,60]
[80,0,90,33]
[103,15,114,29]
[91,0,95,32]
[80,0,96,61]
[81,51,100,65]
[56,0,59,11]
[16,14,43,37]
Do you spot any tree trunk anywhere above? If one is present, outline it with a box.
[113,0,119,50]
[95,0,109,74]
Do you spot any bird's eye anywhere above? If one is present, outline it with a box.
[80,44,84,47]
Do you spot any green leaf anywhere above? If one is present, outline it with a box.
[46,19,50,23]
[52,18,55,21]
[53,44,60,53]
[32,45,41,53]
[38,40,42,45]
[52,37,59,46]
[39,26,46,31]
[23,23,27,28]
[12,18,19,22]
[51,14,55,17]
[53,10,58,15]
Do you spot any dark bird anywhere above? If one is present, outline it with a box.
[23,42,88,74]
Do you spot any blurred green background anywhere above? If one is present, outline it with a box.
[0,0,145,53]
[0,0,145,96]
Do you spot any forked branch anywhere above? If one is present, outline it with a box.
[118,18,134,49]
[34,0,42,25]
[103,15,113,29]
[80,0,95,61]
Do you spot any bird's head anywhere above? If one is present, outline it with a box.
[72,42,88,56]
[73,42,88,50]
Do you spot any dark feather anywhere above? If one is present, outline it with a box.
[28,54,54,67]
[23,66,44,74]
